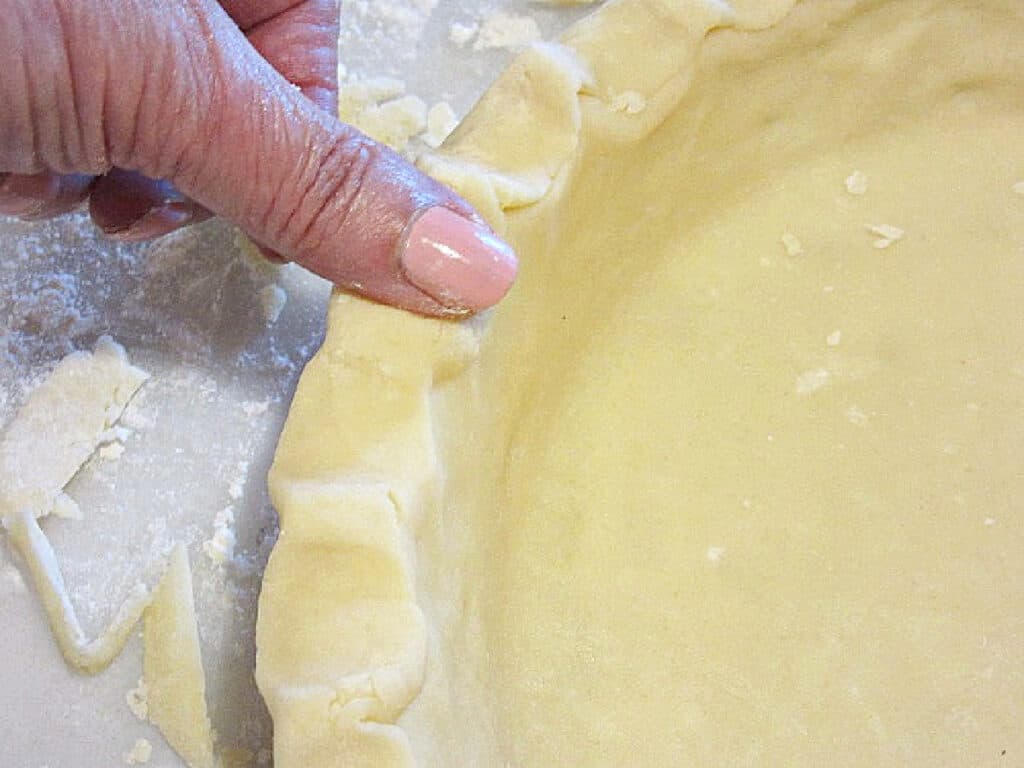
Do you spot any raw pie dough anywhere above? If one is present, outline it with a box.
[0,339,215,767]
[257,0,1024,765]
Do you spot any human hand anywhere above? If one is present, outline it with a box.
[0,0,517,315]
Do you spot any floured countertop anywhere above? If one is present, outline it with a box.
[0,2,592,765]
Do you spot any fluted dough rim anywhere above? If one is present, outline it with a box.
[418,0,797,230]
[257,1,800,765]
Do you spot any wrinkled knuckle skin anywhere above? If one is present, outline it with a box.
[280,134,379,256]
[109,3,221,182]
[0,2,58,173]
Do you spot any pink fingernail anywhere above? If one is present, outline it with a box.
[399,207,518,312]
[105,202,192,242]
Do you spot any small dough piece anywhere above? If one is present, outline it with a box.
[259,284,287,325]
[126,679,149,720]
[124,738,153,765]
[0,336,148,522]
[423,102,459,149]
[472,12,542,52]
[866,223,905,248]
[845,170,869,195]
[448,21,478,47]
[5,510,151,673]
[1,339,216,768]
[144,545,216,768]
[0,337,149,673]
[355,95,428,152]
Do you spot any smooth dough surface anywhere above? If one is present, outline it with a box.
[260,0,1024,765]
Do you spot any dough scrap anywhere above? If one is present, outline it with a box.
[262,0,1024,765]
[143,545,216,768]
[0,336,148,523]
[0,337,149,673]
[1,339,216,768]
[124,738,153,765]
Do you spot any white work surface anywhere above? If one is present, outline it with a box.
[0,2,590,765]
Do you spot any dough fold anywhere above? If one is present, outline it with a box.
[419,0,796,229]
[256,298,477,767]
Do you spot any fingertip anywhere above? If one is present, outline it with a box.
[398,206,518,314]
[284,153,517,318]
[0,171,94,220]
[89,170,210,242]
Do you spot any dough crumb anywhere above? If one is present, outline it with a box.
[473,12,541,51]
[984,517,997,526]
[846,405,869,426]
[339,76,406,120]
[423,102,459,148]
[258,284,287,325]
[98,441,126,461]
[203,506,237,566]
[1012,181,1024,195]
[795,368,831,395]
[227,459,250,500]
[845,170,869,195]
[337,75,457,157]
[706,546,726,563]
[356,95,429,152]
[609,90,647,114]
[51,493,83,520]
[449,20,479,46]
[339,76,432,153]
[100,425,133,444]
[780,232,804,256]
[866,223,904,249]
[126,678,149,720]
[241,400,269,418]
[124,738,152,765]
[826,329,842,347]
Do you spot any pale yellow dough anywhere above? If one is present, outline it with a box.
[258,0,1024,765]
[0,341,216,767]
[144,545,216,768]
[0,337,150,673]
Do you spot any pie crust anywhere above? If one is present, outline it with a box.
[256,0,1024,765]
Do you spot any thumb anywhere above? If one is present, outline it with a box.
[132,3,518,316]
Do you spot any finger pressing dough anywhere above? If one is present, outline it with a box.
[260,0,1024,765]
